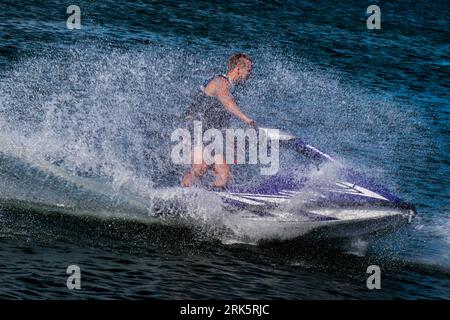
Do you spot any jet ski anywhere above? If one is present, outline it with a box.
[211,129,416,240]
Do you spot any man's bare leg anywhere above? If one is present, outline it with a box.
[181,163,208,187]
[212,155,230,188]
[181,146,208,187]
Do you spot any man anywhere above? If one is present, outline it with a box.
[181,53,255,188]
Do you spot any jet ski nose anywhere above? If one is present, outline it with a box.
[407,209,416,223]
[394,201,416,223]
[405,203,418,221]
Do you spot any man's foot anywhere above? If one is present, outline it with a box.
[181,172,196,187]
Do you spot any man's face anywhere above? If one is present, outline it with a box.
[237,59,252,83]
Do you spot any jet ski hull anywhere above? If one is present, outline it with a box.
[224,205,414,241]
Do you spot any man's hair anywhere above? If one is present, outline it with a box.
[228,53,252,71]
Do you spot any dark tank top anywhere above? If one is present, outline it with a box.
[183,75,233,130]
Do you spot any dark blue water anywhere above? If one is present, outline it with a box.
[0,0,449,299]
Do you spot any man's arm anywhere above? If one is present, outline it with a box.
[209,77,255,126]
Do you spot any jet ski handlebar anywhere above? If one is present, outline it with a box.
[258,127,336,163]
